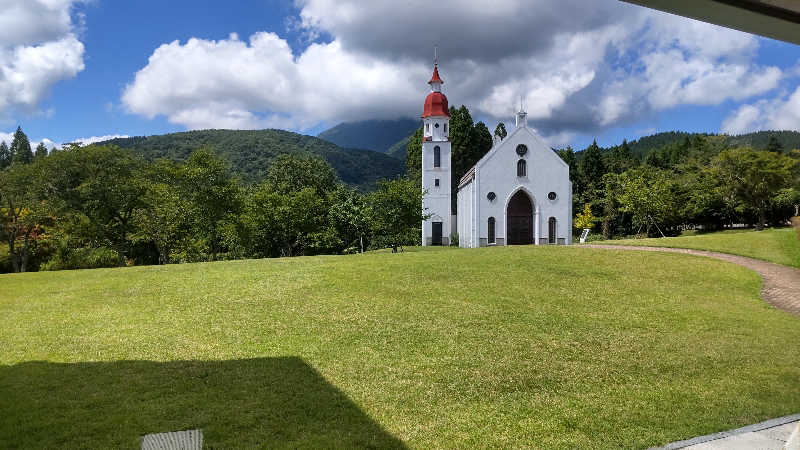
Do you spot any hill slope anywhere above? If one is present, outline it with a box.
[97,129,405,189]
[2,246,799,447]
[625,130,800,158]
[318,118,420,156]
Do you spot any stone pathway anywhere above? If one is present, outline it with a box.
[585,245,800,316]
[652,414,800,450]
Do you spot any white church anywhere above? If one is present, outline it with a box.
[420,63,573,247]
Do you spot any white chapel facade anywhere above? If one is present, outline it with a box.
[421,63,573,247]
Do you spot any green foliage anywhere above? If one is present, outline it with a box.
[578,140,606,201]
[617,167,679,236]
[368,177,426,251]
[97,129,403,190]
[494,122,507,140]
[34,142,48,160]
[9,126,33,165]
[40,246,120,271]
[265,154,338,196]
[0,141,10,169]
[712,148,797,230]
[182,149,242,260]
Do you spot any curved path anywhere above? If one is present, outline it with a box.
[584,245,800,316]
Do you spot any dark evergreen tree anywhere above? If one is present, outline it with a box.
[9,127,32,165]
[472,121,493,158]
[766,136,784,153]
[494,122,507,140]
[578,140,606,196]
[34,142,48,160]
[0,141,9,169]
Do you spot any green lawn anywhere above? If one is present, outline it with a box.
[592,228,800,268]
[1,246,799,448]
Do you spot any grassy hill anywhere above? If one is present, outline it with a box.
[593,228,800,268]
[318,118,420,157]
[97,129,405,190]
[2,245,799,448]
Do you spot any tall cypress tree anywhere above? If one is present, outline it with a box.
[766,136,784,153]
[0,141,9,169]
[579,139,606,198]
[9,127,33,165]
[34,142,48,159]
[494,122,507,140]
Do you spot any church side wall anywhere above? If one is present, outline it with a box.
[457,181,474,248]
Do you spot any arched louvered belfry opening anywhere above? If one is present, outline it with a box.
[506,190,533,245]
[488,217,496,244]
[434,146,441,167]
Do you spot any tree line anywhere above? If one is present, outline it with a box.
[559,134,800,239]
[0,128,424,273]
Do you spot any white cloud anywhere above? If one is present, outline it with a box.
[721,87,800,134]
[0,1,86,116]
[122,0,785,136]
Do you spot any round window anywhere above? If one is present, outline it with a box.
[548,192,557,201]
[434,123,440,128]
[487,192,496,201]
[516,144,528,156]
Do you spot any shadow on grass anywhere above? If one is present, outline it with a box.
[0,357,405,449]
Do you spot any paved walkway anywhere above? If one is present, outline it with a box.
[652,414,800,450]
[585,245,800,316]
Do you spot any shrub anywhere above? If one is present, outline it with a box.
[41,247,120,271]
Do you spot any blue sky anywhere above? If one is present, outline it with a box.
[5,0,800,151]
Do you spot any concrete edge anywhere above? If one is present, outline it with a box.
[786,422,800,450]
[649,413,800,449]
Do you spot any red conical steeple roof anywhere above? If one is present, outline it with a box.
[428,65,444,84]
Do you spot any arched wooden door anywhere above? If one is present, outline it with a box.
[506,190,533,245]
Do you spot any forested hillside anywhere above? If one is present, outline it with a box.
[318,118,420,156]
[624,130,800,158]
[97,129,405,189]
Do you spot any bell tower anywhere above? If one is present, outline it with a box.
[421,58,452,246]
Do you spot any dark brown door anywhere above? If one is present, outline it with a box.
[432,222,443,246]
[506,191,533,245]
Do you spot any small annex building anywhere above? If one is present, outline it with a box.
[420,63,573,247]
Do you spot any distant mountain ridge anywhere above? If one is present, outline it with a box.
[624,130,800,157]
[96,129,405,190]
[318,118,420,157]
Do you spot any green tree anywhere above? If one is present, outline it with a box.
[472,121,493,159]
[34,142,48,160]
[405,126,423,181]
[368,178,427,252]
[578,140,606,201]
[10,127,33,165]
[329,186,369,253]
[133,160,193,264]
[494,122,507,140]
[766,136,784,154]
[0,163,53,272]
[574,203,595,230]
[182,149,242,261]
[265,154,338,196]
[712,148,797,230]
[0,142,10,169]
[617,167,679,236]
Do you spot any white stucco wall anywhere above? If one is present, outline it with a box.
[457,180,474,248]
[422,138,452,246]
[457,124,572,247]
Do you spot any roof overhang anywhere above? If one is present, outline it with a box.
[620,0,800,45]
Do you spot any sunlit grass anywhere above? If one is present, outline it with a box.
[1,245,799,448]
[593,228,800,268]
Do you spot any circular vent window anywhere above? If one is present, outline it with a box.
[487,192,496,201]
[516,144,528,156]
[548,192,557,201]
[434,123,440,128]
